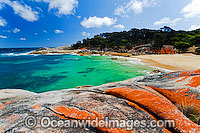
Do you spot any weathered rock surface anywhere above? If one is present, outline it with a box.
[0,70,200,132]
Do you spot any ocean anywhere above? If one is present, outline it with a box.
[0,48,153,93]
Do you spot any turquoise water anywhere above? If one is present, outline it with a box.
[0,48,153,93]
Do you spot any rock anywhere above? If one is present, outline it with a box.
[150,69,165,74]
[0,70,200,132]
[111,58,118,60]
[76,85,93,88]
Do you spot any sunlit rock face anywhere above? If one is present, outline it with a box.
[0,70,200,132]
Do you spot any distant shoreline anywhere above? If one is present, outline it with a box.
[29,48,200,72]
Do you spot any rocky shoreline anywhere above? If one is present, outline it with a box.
[0,69,200,132]
[29,47,133,57]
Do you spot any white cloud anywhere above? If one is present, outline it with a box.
[82,31,91,37]
[0,35,7,39]
[113,24,125,30]
[154,17,181,26]
[114,6,126,16]
[35,0,78,15]
[0,0,39,22]
[54,29,64,34]
[13,28,20,33]
[188,25,200,31]
[114,0,157,16]
[43,30,47,33]
[181,0,200,18]
[0,16,7,26]
[0,4,4,10]
[77,15,81,19]
[81,16,117,29]
[20,37,26,40]
[34,33,38,35]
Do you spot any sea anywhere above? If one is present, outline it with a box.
[0,48,153,93]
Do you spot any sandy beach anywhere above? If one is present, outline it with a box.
[134,53,200,71]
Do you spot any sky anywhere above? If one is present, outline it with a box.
[0,0,200,48]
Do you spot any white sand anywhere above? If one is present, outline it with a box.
[134,54,200,71]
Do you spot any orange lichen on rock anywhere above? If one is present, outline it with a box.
[0,101,16,110]
[53,106,98,120]
[100,128,135,133]
[105,87,200,132]
[126,100,157,121]
[186,76,200,87]
[53,106,135,132]
[149,87,200,110]
[137,85,169,101]
[164,69,200,81]
[175,76,190,82]
[6,115,21,125]
[32,104,42,111]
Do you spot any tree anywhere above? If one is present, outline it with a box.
[174,42,190,50]
[191,35,200,46]
[152,33,165,49]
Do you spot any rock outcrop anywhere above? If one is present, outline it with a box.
[0,70,200,132]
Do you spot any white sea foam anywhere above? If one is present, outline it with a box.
[109,56,172,73]
[110,56,144,65]
[0,50,37,57]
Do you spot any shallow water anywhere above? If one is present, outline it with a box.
[0,48,153,93]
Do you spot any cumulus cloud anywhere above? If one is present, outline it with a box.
[0,0,39,22]
[13,28,20,33]
[81,16,117,29]
[181,0,200,18]
[154,17,181,26]
[82,31,91,37]
[0,35,7,39]
[113,24,125,30]
[114,0,157,16]
[54,29,64,34]
[20,37,26,40]
[188,25,200,31]
[77,16,81,19]
[35,0,78,15]
[0,16,7,26]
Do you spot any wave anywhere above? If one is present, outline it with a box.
[111,56,144,65]
[0,51,37,57]
[54,58,79,61]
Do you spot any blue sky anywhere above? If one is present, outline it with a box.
[0,0,200,48]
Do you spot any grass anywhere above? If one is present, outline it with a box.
[176,101,200,124]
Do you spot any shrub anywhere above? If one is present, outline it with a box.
[177,102,200,124]
[174,42,190,50]
[195,47,200,53]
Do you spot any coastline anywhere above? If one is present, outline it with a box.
[77,52,200,72]
[29,49,200,72]
[134,53,200,71]
[1,48,200,132]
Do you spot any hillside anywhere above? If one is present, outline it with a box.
[72,26,200,54]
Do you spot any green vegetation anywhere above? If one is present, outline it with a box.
[196,47,200,54]
[72,26,200,52]
[177,103,200,124]
[174,42,190,50]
